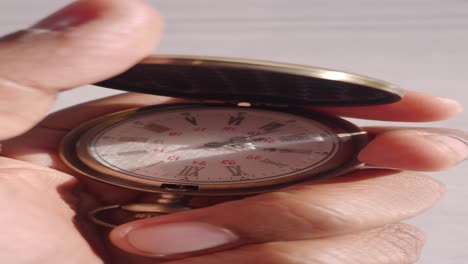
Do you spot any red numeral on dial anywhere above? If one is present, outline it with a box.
[248,130,261,136]
[221,160,236,165]
[169,131,182,136]
[223,126,236,132]
[246,155,262,160]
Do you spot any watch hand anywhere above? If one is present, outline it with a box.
[204,136,270,147]
[165,145,205,153]
[167,135,273,153]
[165,139,262,152]
[205,129,279,147]
[256,147,314,155]
[219,129,280,145]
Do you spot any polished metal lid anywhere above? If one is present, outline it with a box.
[95,55,404,106]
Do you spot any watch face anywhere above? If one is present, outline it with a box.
[89,107,338,184]
[62,103,366,194]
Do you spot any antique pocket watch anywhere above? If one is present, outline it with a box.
[59,55,403,227]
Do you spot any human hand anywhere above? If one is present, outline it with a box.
[1,1,467,263]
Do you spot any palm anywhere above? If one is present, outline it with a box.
[0,95,182,263]
[0,157,171,263]
[0,156,102,263]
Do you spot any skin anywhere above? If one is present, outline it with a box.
[0,1,466,263]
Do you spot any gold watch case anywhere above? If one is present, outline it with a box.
[58,55,403,227]
[59,103,368,196]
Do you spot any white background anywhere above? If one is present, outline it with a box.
[0,1,467,263]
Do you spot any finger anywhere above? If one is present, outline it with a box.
[0,93,181,205]
[0,156,103,263]
[308,90,463,122]
[162,223,424,264]
[0,0,162,140]
[359,127,468,171]
[41,93,180,130]
[4,90,466,173]
[1,93,176,167]
[110,169,444,257]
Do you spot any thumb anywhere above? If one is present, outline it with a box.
[0,0,162,140]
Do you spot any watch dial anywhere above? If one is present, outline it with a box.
[87,107,339,184]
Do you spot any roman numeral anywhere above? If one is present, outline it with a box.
[178,166,205,176]
[181,113,198,126]
[259,121,286,132]
[228,113,246,126]
[184,116,198,126]
[260,158,288,168]
[225,165,248,176]
[143,123,171,133]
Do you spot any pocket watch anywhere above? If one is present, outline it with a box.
[59,55,403,227]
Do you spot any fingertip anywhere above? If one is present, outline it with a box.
[310,90,464,122]
[1,0,164,90]
[110,221,156,257]
[0,0,163,139]
[89,0,164,55]
[34,0,163,33]
[53,0,164,78]
[109,223,135,254]
[110,220,240,258]
[404,92,464,121]
[359,129,467,171]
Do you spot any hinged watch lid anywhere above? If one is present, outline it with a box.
[95,55,404,106]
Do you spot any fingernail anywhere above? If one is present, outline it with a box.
[436,97,464,112]
[422,132,468,162]
[126,222,239,256]
[32,1,98,31]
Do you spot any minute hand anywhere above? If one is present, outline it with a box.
[258,147,315,155]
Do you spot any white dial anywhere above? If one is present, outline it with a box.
[87,106,339,185]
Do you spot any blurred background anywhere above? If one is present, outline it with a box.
[1,0,467,263]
